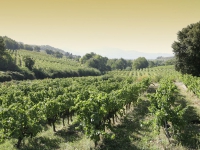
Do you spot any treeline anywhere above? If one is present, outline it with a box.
[0,37,101,82]
[3,36,37,51]
[81,52,175,72]
[2,36,79,59]
[0,50,100,82]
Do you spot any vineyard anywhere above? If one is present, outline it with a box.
[0,66,200,149]
[0,50,100,81]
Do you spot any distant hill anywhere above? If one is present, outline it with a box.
[0,49,101,82]
[28,44,81,59]
[2,36,174,60]
[37,45,81,59]
[90,48,174,60]
[2,36,80,59]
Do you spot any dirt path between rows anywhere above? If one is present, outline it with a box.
[175,81,200,115]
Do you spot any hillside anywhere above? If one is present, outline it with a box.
[2,36,80,59]
[0,50,100,82]
[37,45,80,59]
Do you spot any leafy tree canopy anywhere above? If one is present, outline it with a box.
[165,58,175,66]
[45,49,55,55]
[18,42,24,49]
[81,52,96,64]
[23,56,35,70]
[24,44,33,51]
[106,58,132,70]
[0,36,5,55]
[132,57,148,70]
[115,58,127,70]
[3,36,19,50]
[172,21,200,76]
[54,51,63,58]
[148,60,155,68]
[34,46,40,52]
[81,52,109,72]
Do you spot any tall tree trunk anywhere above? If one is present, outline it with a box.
[163,120,171,144]
[62,117,65,126]
[16,136,23,148]
[53,121,56,132]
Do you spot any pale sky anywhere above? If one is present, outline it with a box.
[1,0,200,57]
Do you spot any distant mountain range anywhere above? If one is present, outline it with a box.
[78,48,174,60]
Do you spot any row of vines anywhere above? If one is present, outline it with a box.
[1,66,200,149]
[180,74,200,98]
[0,76,150,148]
[7,50,101,79]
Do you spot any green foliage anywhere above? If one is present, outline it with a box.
[23,56,35,70]
[45,49,55,55]
[81,52,96,64]
[0,72,12,82]
[2,36,19,50]
[172,21,200,76]
[147,78,187,142]
[0,75,151,148]
[81,52,108,72]
[154,59,165,66]
[0,36,5,55]
[0,52,18,71]
[2,50,100,81]
[106,58,132,70]
[165,58,175,66]
[74,77,150,146]
[54,51,63,58]
[148,60,155,68]
[114,58,128,70]
[24,44,33,51]
[132,57,148,70]
[180,74,200,98]
[45,49,63,58]
[18,43,24,49]
[0,89,44,148]
[34,46,40,52]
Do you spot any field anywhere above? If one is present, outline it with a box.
[0,66,200,150]
[0,50,100,82]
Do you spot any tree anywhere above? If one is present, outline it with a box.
[172,21,200,76]
[81,53,108,72]
[132,57,148,70]
[115,58,127,70]
[165,58,175,66]
[106,59,132,70]
[80,52,96,64]
[87,55,108,72]
[45,49,54,55]
[34,46,40,52]
[0,36,5,55]
[24,44,33,51]
[148,61,155,68]
[54,51,63,58]
[23,56,35,70]
[18,42,24,49]
[3,36,19,50]
[106,59,117,70]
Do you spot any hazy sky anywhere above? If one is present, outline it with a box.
[1,0,200,57]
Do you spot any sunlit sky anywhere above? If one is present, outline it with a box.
[1,0,200,58]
